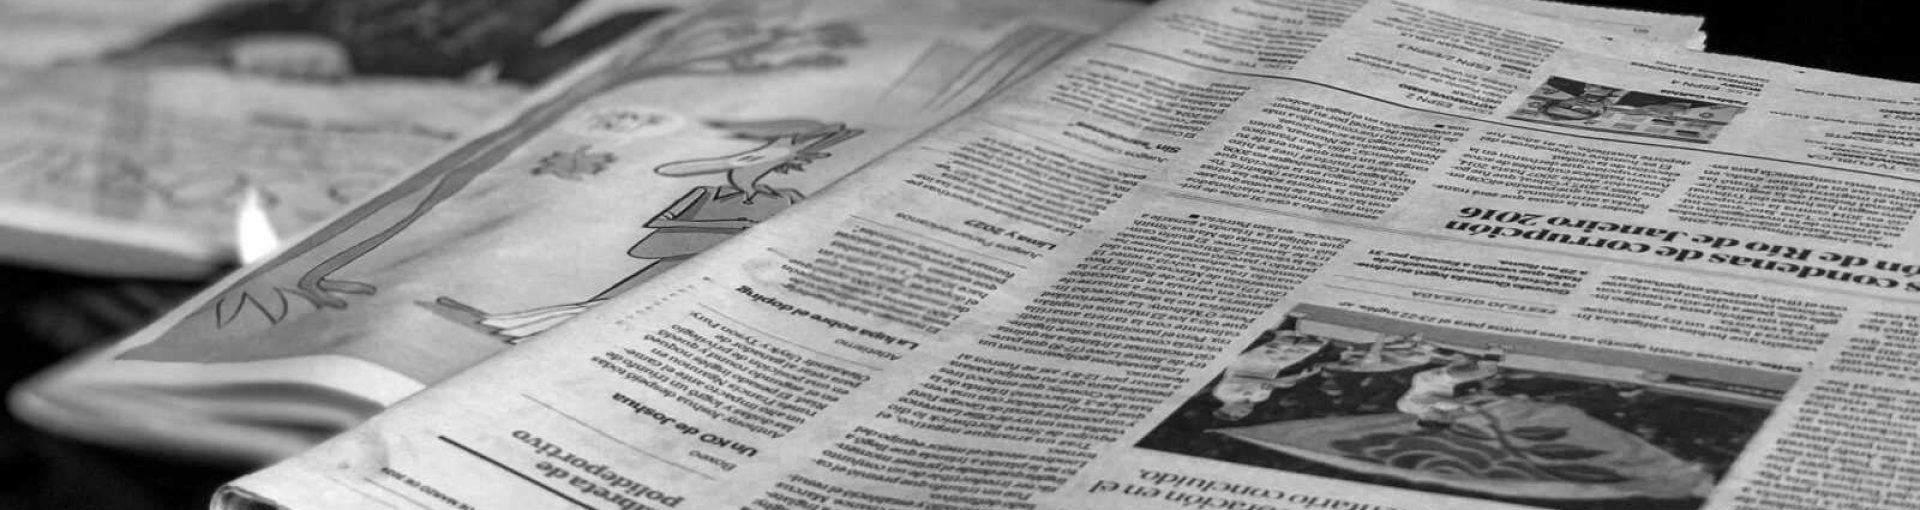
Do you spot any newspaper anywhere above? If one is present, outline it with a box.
[0,65,518,277]
[0,1,1700,279]
[10,0,1143,464]
[207,0,1920,509]
[0,0,685,277]
[6,0,1702,469]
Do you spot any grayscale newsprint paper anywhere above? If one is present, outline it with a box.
[13,0,1703,474]
[0,0,682,277]
[11,0,1139,464]
[213,0,1920,509]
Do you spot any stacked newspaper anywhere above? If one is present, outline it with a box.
[32,0,1920,508]
[0,0,1689,279]
[7,0,1710,469]
[180,0,1920,508]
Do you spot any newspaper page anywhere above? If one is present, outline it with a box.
[0,0,1697,279]
[0,66,518,277]
[213,0,1920,509]
[4,0,1692,469]
[10,0,1140,464]
[0,0,686,277]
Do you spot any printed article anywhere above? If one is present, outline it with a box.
[8,0,1706,469]
[208,0,1917,509]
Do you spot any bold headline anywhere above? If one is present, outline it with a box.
[1085,469,1405,510]
[1444,207,1920,293]
[735,285,921,350]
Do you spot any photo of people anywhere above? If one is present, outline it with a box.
[1507,76,1744,143]
[1135,304,1787,510]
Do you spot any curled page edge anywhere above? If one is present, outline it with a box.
[1489,0,1703,43]
[213,485,285,510]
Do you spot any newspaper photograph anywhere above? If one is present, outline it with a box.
[1137,303,1781,509]
[1507,76,1745,143]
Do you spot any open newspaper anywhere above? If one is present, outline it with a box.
[5,0,1707,468]
[0,0,1696,279]
[201,0,1920,508]
[0,0,685,277]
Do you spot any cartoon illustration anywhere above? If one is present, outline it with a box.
[148,0,864,331]
[432,118,862,340]
[111,4,1107,382]
[529,145,618,180]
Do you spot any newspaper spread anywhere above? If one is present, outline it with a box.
[209,0,1920,509]
[0,0,1702,280]
[5,0,1704,470]
[0,0,686,277]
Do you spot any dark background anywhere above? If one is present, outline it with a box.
[0,2,1910,509]
[1614,1,1917,84]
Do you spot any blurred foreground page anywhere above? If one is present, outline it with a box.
[0,0,694,277]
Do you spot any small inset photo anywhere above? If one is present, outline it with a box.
[1508,76,1744,143]
[1135,304,1787,510]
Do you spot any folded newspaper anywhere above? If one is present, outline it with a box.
[179,0,1920,508]
[0,0,684,277]
[7,0,1710,468]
